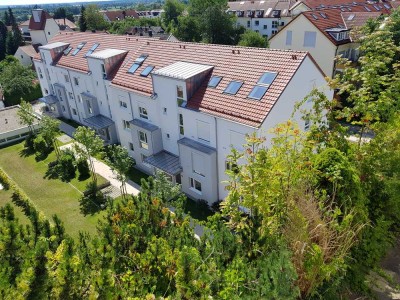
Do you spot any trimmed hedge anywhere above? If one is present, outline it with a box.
[0,168,12,190]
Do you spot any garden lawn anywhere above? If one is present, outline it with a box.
[0,188,29,225]
[0,141,107,238]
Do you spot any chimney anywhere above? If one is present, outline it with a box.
[292,54,297,60]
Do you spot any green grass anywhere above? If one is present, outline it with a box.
[128,167,150,185]
[57,117,81,129]
[182,197,214,222]
[0,141,108,238]
[0,188,29,225]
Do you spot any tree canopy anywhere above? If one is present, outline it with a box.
[238,30,269,48]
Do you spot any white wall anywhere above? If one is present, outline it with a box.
[15,48,33,66]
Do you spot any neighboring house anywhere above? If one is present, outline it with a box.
[29,9,59,46]
[101,10,139,22]
[227,0,295,38]
[124,26,177,40]
[14,44,40,66]
[55,19,78,31]
[33,32,332,204]
[137,10,164,18]
[269,5,388,77]
[19,20,31,42]
[0,105,40,146]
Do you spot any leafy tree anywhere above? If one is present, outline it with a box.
[73,126,103,184]
[106,145,134,199]
[162,0,185,28]
[79,5,87,32]
[0,21,6,60]
[0,57,36,106]
[39,116,61,159]
[17,100,36,134]
[238,30,268,48]
[173,15,201,42]
[84,4,109,32]
[4,11,10,26]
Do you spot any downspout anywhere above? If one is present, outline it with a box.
[214,116,220,202]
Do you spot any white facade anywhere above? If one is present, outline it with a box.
[14,47,34,66]
[34,41,332,205]
[236,16,291,38]
[30,18,59,46]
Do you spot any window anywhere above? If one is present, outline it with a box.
[64,74,70,82]
[189,177,202,193]
[101,64,106,79]
[20,55,23,59]
[129,142,134,151]
[248,85,268,100]
[139,131,148,149]
[197,120,210,142]
[208,76,222,88]
[179,113,184,135]
[192,152,205,176]
[58,90,63,101]
[177,86,184,98]
[123,120,131,130]
[139,107,148,119]
[286,30,292,46]
[38,68,43,79]
[72,42,86,56]
[62,105,66,112]
[84,43,100,57]
[166,133,170,139]
[263,24,268,29]
[140,65,154,77]
[69,92,74,99]
[255,20,259,26]
[225,161,239,173]
[163,107,167,114]
[280,21,284,26]
[141,154,148,163]
[44,89,49,95]
[127,63,140,74]
[258,72,278,85]
[305,114,310,130]
[72,108,77,115]
[247,20,250,27]
[48,31,50,35]
[303,31,317,47]
[78,95,82,102]
[224,81,243,95]
[87,100,93,114]
[63,47,72,55]
[272,20,278,28]
[73,77,79,86]
[119,100,127,108]
[272,30,278,35]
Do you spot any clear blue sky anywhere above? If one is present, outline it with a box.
[1,0,106,6]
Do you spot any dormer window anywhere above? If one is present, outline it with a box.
[327,29,349,41]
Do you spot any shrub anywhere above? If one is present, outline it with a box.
[80,182,109,215]
[56,149,76,181]
[33,134,50,160]
[24,133,35,150]
[0,168,11,190]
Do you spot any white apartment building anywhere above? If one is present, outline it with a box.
[228,0,295,38]
[33,32,332,205]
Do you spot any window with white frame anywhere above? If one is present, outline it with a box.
[123,120,131,130]
[139,107,148,119]
[78,95,82,102]
[69,92,74,99]
[58,90,63,101]
[72,108,77,115]
[247,20,250,27]
[73,77,79,86]
[64,74,70,83]
[176,86,185,106]
[197,120,210,142]
[286,30,292,46]
[38,68,43,79]
[303,31,317,47]
[141,154,148,162]
[62,105,66,112]
[272,20,278,28]
[179,113,184,135]
[263,24,267,29]
[129,142,134,151]
[101,64,106,79]
[272,30,278,35]
[189,177,202,193]
[225,161,239,173]
[192,152,205,176]
[255,20,259,26]
[139,131,148,149]
[119,100,127,108]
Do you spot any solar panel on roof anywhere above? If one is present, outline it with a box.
[224,81,243,95]
[248,85,268,100]
[140,65,154,77]
[128,63,140,74]
[208,76,222,88]
[258,72,278,86]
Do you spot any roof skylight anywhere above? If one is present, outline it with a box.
[248,85,268,100]
[128,63,141,74]
[224,81,243,95]
[84,43,100,57]
[135,54,148,65]
[71,42,86,56]
[63,47,72,55]
[140,65,154,77]
[208,76,222,88]
[258,72,278,85]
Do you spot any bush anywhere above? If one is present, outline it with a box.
[56,149,76,181]
[24,133,35,150]
[77,159,90,180]
[33,134,50,160]
[79,182,109,215]
[0,168,12,190]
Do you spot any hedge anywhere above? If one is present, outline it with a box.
[0,167,12,190]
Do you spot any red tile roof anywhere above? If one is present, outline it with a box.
[341,11,382,29]
[55,19,77,30]
[102,10,139,21]
[302,4,390,45]
[298,0,393,10]
[29,10,53,31]
[228,0,296,17]
[37,32,318,128]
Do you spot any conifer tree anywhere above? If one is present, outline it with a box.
[79,5,87,32]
